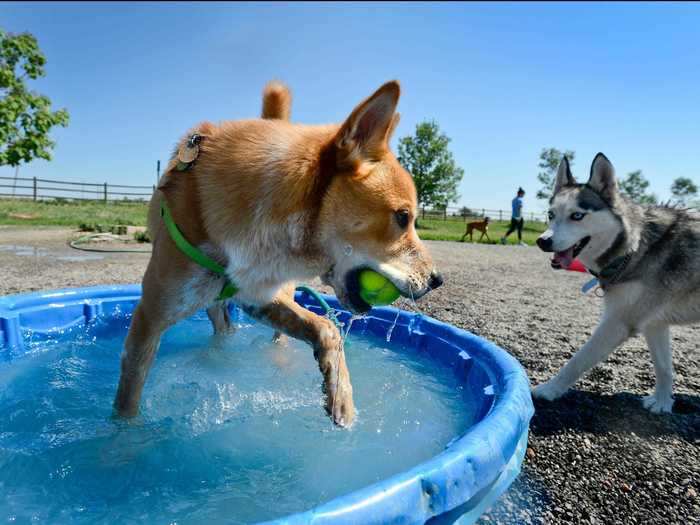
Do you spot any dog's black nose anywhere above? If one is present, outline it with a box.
[536,237,553,252]
[428,272,444,290]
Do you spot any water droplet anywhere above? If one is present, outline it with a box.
[386,310,401,342]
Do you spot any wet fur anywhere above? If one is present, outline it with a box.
[113,81,438,427]
[534,153,700,413]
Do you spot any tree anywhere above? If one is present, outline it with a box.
[458,206,474,218]
[619,170,657,205]
[0,29,69,166]
[536,148,576,200]
[397,120,464,209]
[670,177,698,205]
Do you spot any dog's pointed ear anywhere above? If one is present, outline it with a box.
[335,81,400,169]
[387,112,401,142]
[553,156,576,195]
[588,152,617,202]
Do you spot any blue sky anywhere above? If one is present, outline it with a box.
[2,2,699,213]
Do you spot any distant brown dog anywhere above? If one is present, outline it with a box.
[113,80,443,427]
[461,217,491,242]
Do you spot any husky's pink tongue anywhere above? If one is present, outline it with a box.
[553,247,574,269]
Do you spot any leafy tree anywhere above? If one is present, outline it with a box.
[670,177,698,205]
[619,170,657,205]
[0,29,69,166]
[397,120,464,209]
[458,206,474,218]
[536,148,576,200]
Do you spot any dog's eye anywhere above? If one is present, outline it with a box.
[570,212,586,221]
[395,210,410,229]
[547,211,555,221]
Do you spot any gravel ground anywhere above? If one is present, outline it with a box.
[1,226,698,524]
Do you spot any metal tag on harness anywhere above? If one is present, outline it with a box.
[176,134,202,169]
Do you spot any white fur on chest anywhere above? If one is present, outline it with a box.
[221,214,320,304]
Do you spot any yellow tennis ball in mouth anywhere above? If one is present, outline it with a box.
[358,269,401,306]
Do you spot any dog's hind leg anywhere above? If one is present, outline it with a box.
[207,301,236,335]
[533,315,630,401]
[114,259,217,417]
[642,324,674,413]
[243,292,355,427]
[113,299,168,417]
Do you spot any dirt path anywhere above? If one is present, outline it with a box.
[1,226,698,524]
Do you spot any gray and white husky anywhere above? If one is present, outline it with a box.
[533,152,700,413]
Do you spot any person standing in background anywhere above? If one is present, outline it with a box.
[501,187,526,246]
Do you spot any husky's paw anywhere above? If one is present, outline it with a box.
[532,381,567,401]
[642,393,674,414]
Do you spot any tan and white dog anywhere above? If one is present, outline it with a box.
[113,80,443,426]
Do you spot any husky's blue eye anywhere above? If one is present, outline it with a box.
[570,212,586,221]
[547,211,555,221]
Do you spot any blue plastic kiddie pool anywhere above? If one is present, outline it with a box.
[0,285,533,524]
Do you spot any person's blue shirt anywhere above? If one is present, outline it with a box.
[511,196,523,220]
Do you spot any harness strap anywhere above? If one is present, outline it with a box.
[160,201,238,300]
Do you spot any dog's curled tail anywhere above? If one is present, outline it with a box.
[261,81,291,121]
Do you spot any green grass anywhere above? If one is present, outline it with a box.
[0,199,547,246]
[417,218,547,245]
[0,199,149,227]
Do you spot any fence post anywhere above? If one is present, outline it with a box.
[103,183,108,203]
[33,177,37,201]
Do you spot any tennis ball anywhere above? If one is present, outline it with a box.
[358,269,401,306]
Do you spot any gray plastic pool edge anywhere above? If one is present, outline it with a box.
[0,285,534,525]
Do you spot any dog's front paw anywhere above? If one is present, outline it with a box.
[642,393,674,414]
[325,376,355,427]
[532,380,567,401]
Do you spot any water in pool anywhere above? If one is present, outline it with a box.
[0,310,473,524]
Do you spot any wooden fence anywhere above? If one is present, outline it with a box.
[0,175,548,222]
[0,176,153,202]
[419,206,547,223]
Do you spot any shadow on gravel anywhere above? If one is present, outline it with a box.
[531,390,700,442]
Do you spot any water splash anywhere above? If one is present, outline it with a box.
[407,312,423,336]
[385,310,401,342]
[342,314,362,346]
[0,311,473,524]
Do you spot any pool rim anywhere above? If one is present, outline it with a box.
[0,284,534,525]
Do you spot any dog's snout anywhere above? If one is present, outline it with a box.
[428,272,444,290]
[536,236,553,252]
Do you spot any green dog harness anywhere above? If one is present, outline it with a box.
[160,201,239,300]
[160,131,335,317]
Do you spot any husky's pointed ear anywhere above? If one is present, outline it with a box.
[554,156,576,194]
[336,81,400,169]
[588,153,617,202]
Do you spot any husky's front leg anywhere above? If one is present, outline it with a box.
[244,293,355,427]
[533,315,630,401]
[642,324,674,413]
